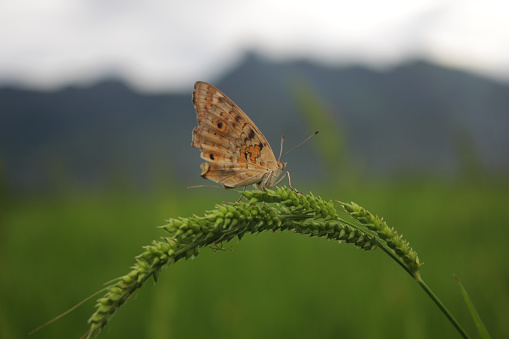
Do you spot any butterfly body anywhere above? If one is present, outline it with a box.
[191,81,286,190]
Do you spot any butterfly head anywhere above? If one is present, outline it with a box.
[267,160,286,187]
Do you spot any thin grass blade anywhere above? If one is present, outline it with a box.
[454,274,491,339]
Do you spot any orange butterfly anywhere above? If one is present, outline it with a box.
[192,81,295,190]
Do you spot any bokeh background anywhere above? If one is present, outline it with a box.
[1,1,508,338]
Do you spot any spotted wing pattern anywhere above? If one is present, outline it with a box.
[191,81,284,188]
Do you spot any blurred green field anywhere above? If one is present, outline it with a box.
[1,178,508,339]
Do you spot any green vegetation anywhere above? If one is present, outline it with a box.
[2,177,508,338]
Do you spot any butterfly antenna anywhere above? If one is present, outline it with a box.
[280,131,319,161]
[278,135,285,162]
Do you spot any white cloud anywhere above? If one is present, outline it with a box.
[0,0,508,91]
[424,1,509,80]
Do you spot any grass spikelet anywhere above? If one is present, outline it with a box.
[75,187,470,339]
[340,201,422,276]
[85,188,377,337]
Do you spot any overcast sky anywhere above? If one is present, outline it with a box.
[1,0,508,92]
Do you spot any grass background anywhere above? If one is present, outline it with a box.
[2,174,508,339]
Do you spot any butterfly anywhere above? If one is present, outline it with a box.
[191,81,291,190]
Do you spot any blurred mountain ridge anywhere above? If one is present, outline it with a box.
[1,54,508,192]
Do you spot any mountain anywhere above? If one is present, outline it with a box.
[1,55,508,192]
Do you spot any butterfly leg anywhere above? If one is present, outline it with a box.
[273,171,300,193]
[285,172,300,193]
[257,174,271,192]
[233,186,247,205]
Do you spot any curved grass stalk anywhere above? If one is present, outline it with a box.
[83,187,470,338]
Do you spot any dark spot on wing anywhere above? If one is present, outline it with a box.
[214,118,227,132]
[247,128,255,140]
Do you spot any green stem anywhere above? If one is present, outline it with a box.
[369,230,469,338]
[371,228,470,338]
[415,273,470,339]
[340,200,471,338]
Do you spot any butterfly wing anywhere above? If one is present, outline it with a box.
[191,81,280,188]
